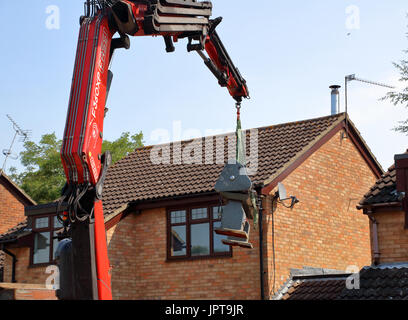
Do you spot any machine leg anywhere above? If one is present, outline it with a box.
[93,200,112,300]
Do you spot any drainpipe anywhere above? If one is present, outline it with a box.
[256,186,265,300]
[368,213,380,265]
[258,198,265,300]
[1,244,17,283]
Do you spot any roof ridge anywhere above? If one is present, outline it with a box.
[256,112,346,132]
[0,170,36,205]
[292,273,352,281]
[365,262,408,270]
[123,113,346,158]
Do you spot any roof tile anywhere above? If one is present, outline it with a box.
[360,160,403,206]
[102,114,345,214]
[0,221,28,243]
[0,221,29,273]
[276,266,408,300]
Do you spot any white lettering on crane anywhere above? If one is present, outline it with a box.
[91,27,109,120]
[89,26,109,180]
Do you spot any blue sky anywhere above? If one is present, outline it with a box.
[0,1,407,174]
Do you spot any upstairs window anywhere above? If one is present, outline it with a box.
[167,204,231,260]
[31,215,63,265]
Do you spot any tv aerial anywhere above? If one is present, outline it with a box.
[1,114,31,173]
[343,74,395,137]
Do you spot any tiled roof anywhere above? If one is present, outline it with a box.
[275,274,350,300]
[102,113,346,214]
[339,265,408,300]
[0,221,29,244]
[0,221,29,275]
[359,151,408,206]
[274,264,408,300]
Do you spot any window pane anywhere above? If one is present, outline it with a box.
[213,221,230,253]
[191,223,210,256]
[171,226,187,256]
[54,216,63,229]
[33,232,50,264]
[170,210,186,224]
[213,206,224,220]
[35,217,49,229]
[192,208,207,220]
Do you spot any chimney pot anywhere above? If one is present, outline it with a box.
[330,85,341,115]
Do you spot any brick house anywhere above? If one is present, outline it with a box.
[0,171,35,234]
[358,151,408,265]
[273,152,408,300]
[0,113,383,300]
[0,170,36,282]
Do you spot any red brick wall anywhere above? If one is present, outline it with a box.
[14,288,57,300]
[264,129,377,298]
[107,210,261,300]
[3,247,49,284]
[2,248,56,300]
[374,210,408,263]
[0,181,27,234]
[0,283,56,300]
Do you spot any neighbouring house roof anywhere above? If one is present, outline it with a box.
[274,264,408,300]
[0,171,36,206]
[102,113,383,215]
[0,172,34,276]
[0,221,30,244]
[339,264,408,300]
[272,267,351,300]
[359,150,408,207]
[273,274,350,300]
[0,221,30,277]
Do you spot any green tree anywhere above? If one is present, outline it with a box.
[102,132,144,165]
[383,23,408,134]
[10,133,65,205]
[9,131,143,204]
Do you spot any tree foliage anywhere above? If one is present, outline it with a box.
[383,26,408,134]
[9,133,65,205]
[9,131,144,204]
[102,132,144,165]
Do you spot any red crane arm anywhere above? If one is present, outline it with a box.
[203,30,249,102]
[58,0,249,300]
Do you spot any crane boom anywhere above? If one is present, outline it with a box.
[57,0,249,300]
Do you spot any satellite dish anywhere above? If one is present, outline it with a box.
[277,182,287,200]
[276,182,300,209]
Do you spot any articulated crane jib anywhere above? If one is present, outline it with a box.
[56,0,250,300]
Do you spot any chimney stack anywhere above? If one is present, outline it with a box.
[330,85,341,115]
[395,153,408,228]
